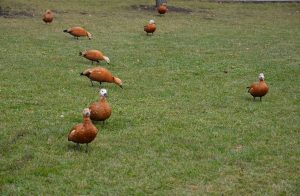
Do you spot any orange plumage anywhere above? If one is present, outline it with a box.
[80,67,123,88]
[89,89,112,123]
[144,20,156,35]
[42,10,54,23]
[63,27,92,39]
[247,73,269,101]
[68,108,98,152]
[157,4,167,15]
[79,50,110,64]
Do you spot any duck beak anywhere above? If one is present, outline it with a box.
[119,85,123,89]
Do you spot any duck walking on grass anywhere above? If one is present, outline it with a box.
[144,20,156,35]
[247,73,269,101]
[68,108,98,153]
[79,50,110,65]
[80,67,123,88]
[63,26,92,40]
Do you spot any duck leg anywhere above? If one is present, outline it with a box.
[99,82,102,86]
[77,143,80,151]
[85,144,88,153]
[260,97,262,101]
[90,80,94,86]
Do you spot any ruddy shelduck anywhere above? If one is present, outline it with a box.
[89,88,112,124]
[42,10,54,23]
[63,27,92,39]
[80,67,123,88]
[68,108,98,152]
[79,50,110,64]
[247,73,269,101]
[157,4,167,15]
[144,20,156,35]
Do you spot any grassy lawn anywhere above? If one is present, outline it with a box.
[0,0,299,194]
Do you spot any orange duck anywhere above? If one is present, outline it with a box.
[42,10,54,23]
[80,67,123,88]
[157,4,167,15]
[68,108,98,152]
[144,20,156,35]
[63,27,92,39]
[79,50,110,64]
[247,73,269,101]
[89,88,112,124]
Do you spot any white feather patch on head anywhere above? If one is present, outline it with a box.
[149,19,155,24]
[258,73,265,80]
[87,32,92,39]
[99,88,107,96]
[80,50,87,55]
[103,56,110,64]
[83,108,91,116]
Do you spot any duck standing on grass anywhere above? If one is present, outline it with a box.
[42,10,54,23]
[144,20,156,35]
[247,73,269,101]
[68,108,98,152]
[89,89,112,124]
[157,3,168,15]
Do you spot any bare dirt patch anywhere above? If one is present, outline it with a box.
[0,6,34,18]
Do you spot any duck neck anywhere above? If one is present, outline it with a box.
[98,96,106,102]
[83,116,92,124]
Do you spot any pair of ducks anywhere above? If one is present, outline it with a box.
[43,10,109,65]
[63,32,122,89]
[68,89,111,153]
[43,10,92,39]
[143,3,168,35]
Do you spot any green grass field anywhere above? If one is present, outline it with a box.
[0,0,299,194]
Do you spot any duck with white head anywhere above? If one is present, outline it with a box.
[247,73,269,101]
[144,19,156,35]
[89,88,112,124]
